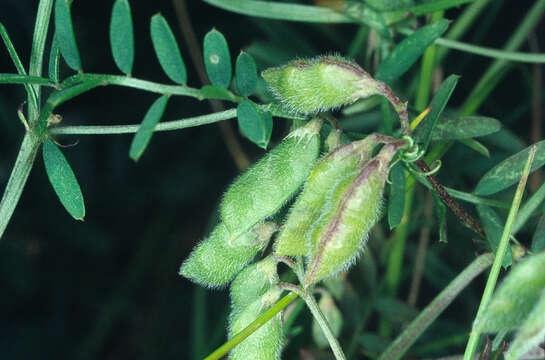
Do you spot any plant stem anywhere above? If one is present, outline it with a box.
[0,133,41,240]
[61,73,203,98]
[50,109,238,135]
[203,292,298,360]
[303,291,347,360]
[378,253,495,360]
[463,147,536,360]
[29,0,54,119]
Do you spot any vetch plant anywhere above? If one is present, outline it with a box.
[2,0,545,359]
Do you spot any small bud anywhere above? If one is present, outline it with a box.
[312,292,343,349]
[179,222,277,288]
[221,118,322,241]
[274,134,381,257]
[262,56,381,115]
[325,128,343,152]
[305,143,400,285]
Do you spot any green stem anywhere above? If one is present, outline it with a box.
[303,291,347,360]
[61,73,203,98]
[378,253,495,360]
[203,292,298,360]
[463,147,536,360]
[29,0,54,118]
[0,74,57,86]
[0,133,41,240]
[50,109,238,135]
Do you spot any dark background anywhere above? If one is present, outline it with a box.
[0,1,543,359]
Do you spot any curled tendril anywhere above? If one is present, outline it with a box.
[386,136,442,184]
[408,159,442,177]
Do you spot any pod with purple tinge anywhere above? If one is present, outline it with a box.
[274,134,381,257]
[305,143,402,285]
[221,118,322,241]
[179,221,278,288]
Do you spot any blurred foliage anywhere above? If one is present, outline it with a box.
[0,0,544,359]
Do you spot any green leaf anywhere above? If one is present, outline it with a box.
[432,192,447,243]
[375,19,449,84]
[110,0,134,75]
[414,74,459,151]
[150,14,187,84]
[344,3,392,41]
[375,297,418,324]
[237,100,272,149]
[48,34,60,83]
[388,163,405,229]
[203,29,232,89]
[235,51,257,96]
[385,0,473,16]
[458,138,490,158]
[129,95,169,161]
[363,0,414,11]
[54,0,82,71]
[200,85,238,102]
[431,116,502,141]
[474,252,545,333]
[203,0,352,23]
[476,205,512,267]
[475,139,545,196]
[42,139,85,220]
[531,215,545,253]
[505,290,545,360]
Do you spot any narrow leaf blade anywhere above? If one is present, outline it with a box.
[54,0,82,71]
[129,95,169,161]
[203,29,232,88]
[431,116,502,141]
[110,0,134,75]
[414,74,459,151]
[48,34,60,83]
[475,140,545,196]
[150,14,187,84]
[237,100,272,149]
[531,214,545,253]
[375,19,449,84]
[42,139,85,220]
[388,163,405,229]
[432,192,447,243]
[235,51,257,96]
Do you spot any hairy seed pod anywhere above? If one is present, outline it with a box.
[274,135,381,256]
[262,56,381,114]
[221,118,322,241]
[231,256,279,309]
[305,143,401,285]
[179,221,278,288]
[229,288,284,360]
[473,252,545,333]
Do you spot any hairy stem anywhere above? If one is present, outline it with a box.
[0,133,41,240]
[303,291,347,360]
[463,147,536,360]
[379,253,495,360]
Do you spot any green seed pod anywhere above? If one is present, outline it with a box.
[262,56,381,114]
[179,221,278,288]
[231,256,279,309]
[229,288,284,360]
[274,134,381,256]
[473,252,545,333]
[305,143,401,285]
[221,118,322,241]
[312,292,343,349]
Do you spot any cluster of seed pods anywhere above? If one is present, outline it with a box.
[179,55,409,359]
